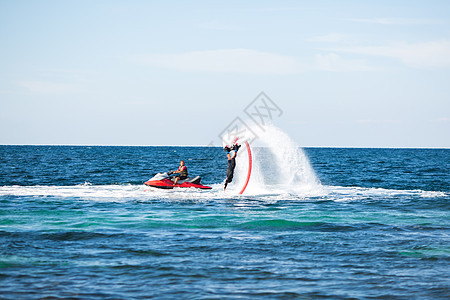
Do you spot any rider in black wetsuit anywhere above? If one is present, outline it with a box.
[223,143,241,190]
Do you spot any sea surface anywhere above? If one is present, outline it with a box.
[0,145,449,299]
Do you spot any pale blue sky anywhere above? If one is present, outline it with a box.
[1,0,449,147]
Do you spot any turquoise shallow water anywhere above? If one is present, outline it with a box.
[0,146,449,299]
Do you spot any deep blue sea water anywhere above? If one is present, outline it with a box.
[0,146,449,299]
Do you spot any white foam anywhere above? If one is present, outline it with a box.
[325,185,448,202]
[0,184,446,203]
[0,184,149,201]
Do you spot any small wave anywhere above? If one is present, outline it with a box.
[236,219,322,230]
[123,248,169,257]
[399,246,450,260]
[39,231,126,241]
[0,255,55,268]
[235,220,374,232]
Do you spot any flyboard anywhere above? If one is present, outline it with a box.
[223,137,252,195]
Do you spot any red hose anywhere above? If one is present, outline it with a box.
[238,141,252,195]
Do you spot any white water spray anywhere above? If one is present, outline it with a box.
[231,124,323,196]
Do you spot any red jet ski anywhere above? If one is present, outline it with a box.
[145,172,212,190]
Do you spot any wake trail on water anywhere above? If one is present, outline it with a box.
[0,184,446,203]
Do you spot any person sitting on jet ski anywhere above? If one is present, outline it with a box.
[223,143,241,190]
[169,160,188,185]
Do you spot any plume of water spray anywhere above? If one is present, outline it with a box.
[232,124,322,196]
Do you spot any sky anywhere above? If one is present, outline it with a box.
[0,0,449,147]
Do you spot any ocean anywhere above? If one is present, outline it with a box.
[0,143,449,299]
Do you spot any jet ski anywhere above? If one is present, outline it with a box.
[144,172,212,190]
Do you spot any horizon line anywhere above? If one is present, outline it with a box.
[1,144,449,149]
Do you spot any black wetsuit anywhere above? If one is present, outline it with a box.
[224,154,236,189]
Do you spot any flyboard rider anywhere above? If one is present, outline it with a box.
[223,142,241,190]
